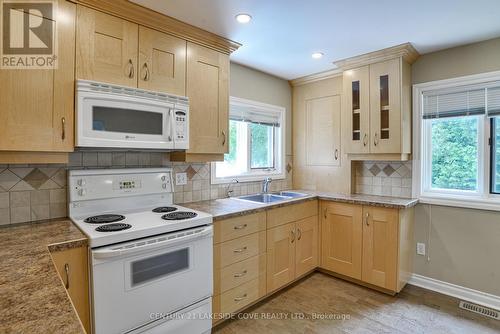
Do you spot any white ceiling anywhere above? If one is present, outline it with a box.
[131,0,500,80]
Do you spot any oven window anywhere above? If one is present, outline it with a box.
[131,248,189,286]
[93,106,163,135]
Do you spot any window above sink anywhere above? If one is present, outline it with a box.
[211,97,286,184]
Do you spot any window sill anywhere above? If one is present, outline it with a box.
[419,195,500,212]
[211,171,286,185]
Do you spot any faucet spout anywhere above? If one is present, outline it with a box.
[262,177,272,194]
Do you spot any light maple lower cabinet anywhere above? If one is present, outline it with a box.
[0,0,75,162]
[320,201,414,293]
[50,245,90,333]
[266,222,296,292]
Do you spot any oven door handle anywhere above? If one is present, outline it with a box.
[92,225,213,260]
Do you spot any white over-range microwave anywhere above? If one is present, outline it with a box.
[76,80,189,150]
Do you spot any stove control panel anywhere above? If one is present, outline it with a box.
[68,169,173,201]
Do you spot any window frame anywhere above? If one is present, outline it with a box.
[211,97,286,185]
[413,70,500,211]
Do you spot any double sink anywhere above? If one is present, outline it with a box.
[235,191,309,203]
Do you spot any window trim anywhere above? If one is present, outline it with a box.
[413,70,500,211]
[211,97,286,185]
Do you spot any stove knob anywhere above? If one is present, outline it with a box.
[77,179,86,186]
[78,189,86,196]
[162,183,167,189]
[161,176,166,181]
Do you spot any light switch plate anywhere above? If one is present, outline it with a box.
[175,172,187,185]
[416,242,426,256]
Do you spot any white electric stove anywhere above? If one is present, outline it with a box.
[68,168,213,334]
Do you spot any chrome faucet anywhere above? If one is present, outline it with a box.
[262,177,272,193]
[226,178,239,197]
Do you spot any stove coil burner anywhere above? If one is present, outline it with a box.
[95,223,132,232]
[152,206,178,213]
[161,211,198,220]
[84,214,125,224]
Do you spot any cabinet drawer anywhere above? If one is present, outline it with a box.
[214,254,266,295]
[267,200,318,229]
[214,212,266,244]
[218,274,266,314]
[214,231,266,269]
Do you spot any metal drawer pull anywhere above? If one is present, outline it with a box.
[334,149,339,160]
[61,117,66,140]
[142,62,150,81]
[234,293,248,302]
[64,263,70,289]
[297,228,302,241]
[233,270,247,278]
[291,230,295,243]
[234,224,247,230]
[365,212,370,226]
[323,208,327,219]
[127,59,134,78]
[233,246,247,253]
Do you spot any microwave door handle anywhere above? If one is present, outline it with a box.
[93,225,212,260]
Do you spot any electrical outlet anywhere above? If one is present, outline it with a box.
[416,242,426,256]
[175,172,187,185]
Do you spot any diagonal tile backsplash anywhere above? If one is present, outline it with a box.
[0,151,293,226]
[353,161,413,198]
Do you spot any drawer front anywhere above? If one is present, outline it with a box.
[214,212,266,244]
[215,254,266,295]
[214,231,266,269]
[218,274,266,314]
[267,200,318,229]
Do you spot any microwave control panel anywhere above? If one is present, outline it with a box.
[174,108,189,148]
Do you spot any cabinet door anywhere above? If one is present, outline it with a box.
[186,42,229,154]
[362,206,398,291]
[320,202,362,279]
[266,222,295,293]
[295,216,319,277]
[138,26,186,95]
[0,0,75,152]
[51,246,90,333]
[76,6,138,87]
[305,95,341,166]
[369,58,401,153]
[343,66,370,153]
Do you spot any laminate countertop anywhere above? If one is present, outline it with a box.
[183,191,418,221]
[0,219,87,334]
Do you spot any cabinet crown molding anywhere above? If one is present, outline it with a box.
[75,0,241,54]
[289,68,343,86]
[333,43,419,70]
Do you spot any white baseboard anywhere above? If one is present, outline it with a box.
[409,274,500,311]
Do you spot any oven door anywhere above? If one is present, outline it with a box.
[91,226,213,334]
[77,90,175,149]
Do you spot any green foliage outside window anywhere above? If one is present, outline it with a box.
[250,123,273,168]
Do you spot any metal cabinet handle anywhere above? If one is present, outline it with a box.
[222,130,226,146]
[374,132,378,146]
[365,212,370,226]
[233,270,247,278]
[234,293,247,302]
[291,229,295,243]
[233,246,247,253]
[297,228,302,241]
[323,208,327,219]
[64,263,70,289]
[334,149,339,160]
[142,62,150,81]
[234,224,247,230]
[363,133,368,147]
[61,117,66,140]
[127,59,134,78]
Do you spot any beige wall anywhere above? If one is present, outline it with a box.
[292,76,350,193]
[412,37,500,296]
[230,62,293,155]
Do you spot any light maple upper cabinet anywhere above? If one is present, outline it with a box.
[343,66,370,154]
[338,43,417,159]
[0,0,75,160]
[184,42,229,156]
[138,26,186,95]
[320,202,362,280]
[76,6,138,87]
[320,200,414,293]
[305,95,341,166]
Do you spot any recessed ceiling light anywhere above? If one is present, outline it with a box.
[235,13,252,24]
[311,52,324,59]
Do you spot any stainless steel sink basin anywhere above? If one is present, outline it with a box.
[273,191,308,198]
[237,193,291,203]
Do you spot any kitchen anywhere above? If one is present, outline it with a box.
[1,0,500,333]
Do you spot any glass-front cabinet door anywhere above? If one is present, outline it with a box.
[369,58,401,153]
[343,66,370,153]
